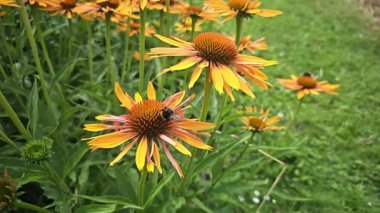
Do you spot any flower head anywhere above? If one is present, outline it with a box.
[178,3,217,22]
[83,82,215,177]
[0,169,17,211]
[239,106,284,132]
[278,73,340,99]
[205,0,282,22]
[22,137,53,164]
[42,0,79,20]
[147,0,185,13]
[175,17,202,34]
[149,32,277,100]
[238,36,267,54]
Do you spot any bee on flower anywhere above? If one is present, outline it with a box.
[239,106,285,132]
[83,82,215,177]
[205,0,282,22]
[149,32,277,101]
[278,72,340,99]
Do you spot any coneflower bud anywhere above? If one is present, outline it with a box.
[0,169,17,210]
[22,137,53,164]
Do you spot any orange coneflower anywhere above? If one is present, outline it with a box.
[0,0,18,7]
[239,106,284,132]
[149,32,277,100]
[42,0,78,19]
[83,82,215,177]
[175,17,202,34]
[278,73,340,99]
[205,0,282,22]
[117,21,155,36]
[147,0,184,13]
[238,36,267,54]
[178,3,217,22]
[134,51,152,61]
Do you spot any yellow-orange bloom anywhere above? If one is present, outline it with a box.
[238,36,267,54]
[149,32,277,100]
[239,106,284,132]
[42,0,78,20]
[205,0,282,22]
[134,51,152,61]
[117,21,155,37]
[23,0,49,7]
[178,3,218,22]
[175,17,202,34]
[146,0,184,13]
[83,82,215,177]
[0,0,18,7]
[278,73,340,99]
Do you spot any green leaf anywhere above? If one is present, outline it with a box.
[50,58,86,90]
[144,172,175,208]
[63,143,89,178]
[191,197,213,213]
[74,204,117,213]
[27,79,39,138]
[78,195,142,209]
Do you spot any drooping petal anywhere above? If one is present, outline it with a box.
[136,137,148,170]
[189,61,208,88]
[297,90,306,99]
[160,141,184,178]
[161,57,201,74]
[210,64,224,94]
[170,128,213,150]
[109,138,138,166]
[152,142,162,174]
[218,64,240,90]
[115,83,134,110]
[147,81,156,100]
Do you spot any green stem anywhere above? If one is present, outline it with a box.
[139,8,147,93]
[190,17,197,41]
[138,168,148,212]
[209,132,255,192]
[121,19,131,83]
[209,93,227,147]
[0,130,22,153]
[235,15,243,45]
[14,200,52,213]
[18,0,56,122]
[289,99,303,128]
[0,90,31,140]
[0,61,7,79]
[44,162,71,194]
[105,14,117,85]
[87,21,94,82]
[200,70,213,121]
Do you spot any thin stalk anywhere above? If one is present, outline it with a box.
[0,63,7,79]
[0,130,22,153]
[121,19,131,83]
[14,200,52,213]
[209,93,227,147]
[87,21,94,82]
[44,162,71,194]
[208,132,255,192]
[0,90,31,140]
[190,17,197,41]
[235,15,243,45]
[18,0,56,121]
[139,8,147,92]
[200,70,213,121]
[105,14,117,85]
[138,168,148,212]
[288,98,303,128]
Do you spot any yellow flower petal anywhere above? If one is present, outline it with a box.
[135,92,143,103]
[152,142,162,174]
[115,82,134,110]
[162,57,200,73]
[154,34,189,48]
[136,137,148,170]
[210,65,224,94]
[147,81,156,100]
[83,124,109,132]
[219,64,240,90]
[174,142,192,157]
[109,139,137,166]
[189,62,208,88]
[176,121,215,131]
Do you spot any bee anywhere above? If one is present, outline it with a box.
[160,107,181,120]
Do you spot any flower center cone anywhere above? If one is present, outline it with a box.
[249,116,264,130]
[297,76,317,89]
[228,0,249,10]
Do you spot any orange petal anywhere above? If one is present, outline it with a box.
[147,81,156,100]
[171,129,213,150]
[154,34,190,48]
[164,91,186,108]
[86,132,137,149]
[136,137,148,170]
[109,139,137,166]
[152,142,162,174]
[115,82,134,110]
[189,61,208,88]
[247,9,283,17]
[83,124,109,132]
[176,121,216,131]
[162,56,200,73]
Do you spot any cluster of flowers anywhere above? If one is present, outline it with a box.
[0,0,339,179]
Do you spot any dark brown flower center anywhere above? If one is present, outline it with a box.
[188,5,203,16]
[128,100,171,138]
[193,32,238,65]
[98,0,119,9]
[60,0,76,9]
[249,116,264,130]
[297,76,317,89]
[228,0,249,11]
[130,22,140,30]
